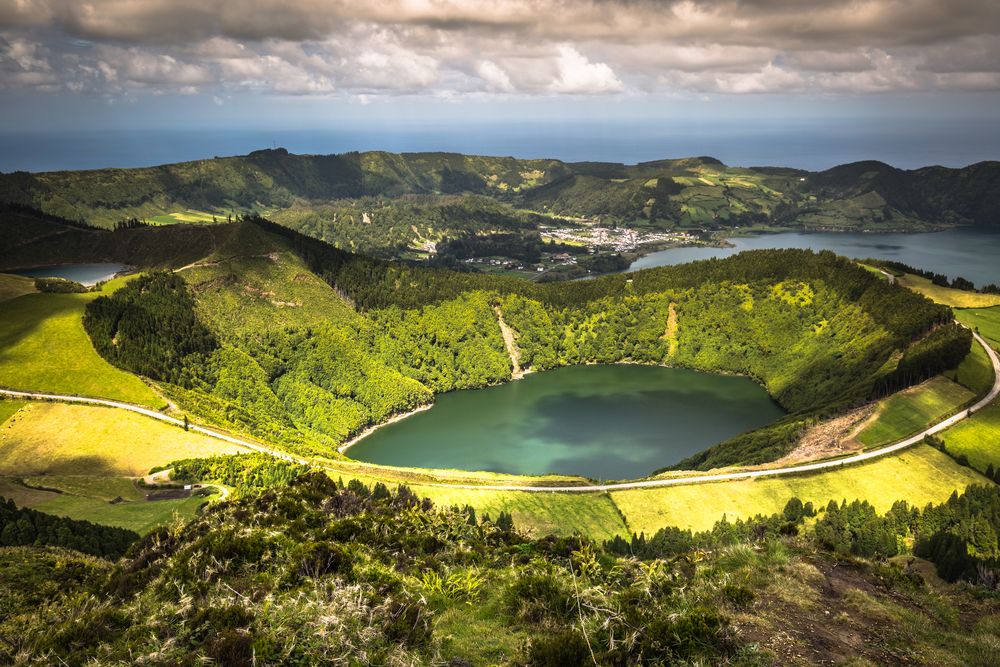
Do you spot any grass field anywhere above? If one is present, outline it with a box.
[945,340,995,396]
[856,376,974,448]
[0,274,36,302]
[413,486,628,541]
[957,306,1000,350]
[147,209,219,225]
[939,402,1000,475]
[897,274,1000,308]
[22,475,146,502]
[0,281,162,407]
[34,488,218,534]
[0,475,214,534]
[0,400,23,425]
[0,402,247,477]
[611,445,987,534]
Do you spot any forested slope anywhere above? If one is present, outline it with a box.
[75,218,966,472]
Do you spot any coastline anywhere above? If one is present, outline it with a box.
[338,403,434,454]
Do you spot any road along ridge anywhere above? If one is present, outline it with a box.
[1,331,996,494]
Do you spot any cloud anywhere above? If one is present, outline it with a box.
[548,46,623,94]
[476,60,514,92]
[0,1,998,96]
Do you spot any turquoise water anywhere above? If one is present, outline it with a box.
[11,263,127,286]
[629,229,1000,288]
[347,365,785,480]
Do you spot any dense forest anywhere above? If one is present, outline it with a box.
[78,218,966,471]
[4,466,999,665]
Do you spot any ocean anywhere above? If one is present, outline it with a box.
[2,120,998,173]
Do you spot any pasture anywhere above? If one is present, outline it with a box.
[0,281,161,407]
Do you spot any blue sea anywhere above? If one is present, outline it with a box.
[2,120,998,173]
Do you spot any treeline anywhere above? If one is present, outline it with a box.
[254,215,950,342]
[165,454,308,492]
[608,485,1000,588]
[606,497,816,558]
[113,217,151,231]
[869,259,1000,294]
[816,486,1000,586]
[84,272,218,386]
[34,277,88,293]
[873,324,973,396]
[0,496,138,559]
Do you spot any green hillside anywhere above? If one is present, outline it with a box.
[42,217,955,473]
[2,150,997,237]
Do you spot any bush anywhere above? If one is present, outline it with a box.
[503,573,572,623]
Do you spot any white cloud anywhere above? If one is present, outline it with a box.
[548,45,623,94]
[476,60,514,92]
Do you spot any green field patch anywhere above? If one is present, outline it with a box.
[22,475,146,502]
[939,400,1000,475]
[147,209,219,225]
[611,445,986,534]
[945,340,995,395]
[0,402,247,477]
[412,486,628,541]
[0,280,162,407]
[0,400,24,425]
[898,274,1000,308]
[0,274,36,302]
[957,306,1000,350]
[857,376,974,448]
[34,488,217,535]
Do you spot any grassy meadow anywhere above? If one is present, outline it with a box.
[944,338,995,396]
[0,273,36,302]
[939,402,1000,475]
[32,489,218,534]
[897,274,1000,308]
[611,444,987,534]
[856,376,974,448]
[0,280,162,407]
[147,209,219,225]
[0,402,246,477]
[0,399,24,425]
[957,305,1000,349]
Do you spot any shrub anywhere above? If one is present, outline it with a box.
[503,573,572,623]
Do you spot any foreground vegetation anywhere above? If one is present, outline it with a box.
[4,471,1000,666]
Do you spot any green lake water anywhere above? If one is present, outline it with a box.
[347,365,786,480]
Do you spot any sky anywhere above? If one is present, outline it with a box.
[2,1,1000,170]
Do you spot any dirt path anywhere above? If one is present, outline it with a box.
[494,305,524,379]
[2,330,996,494]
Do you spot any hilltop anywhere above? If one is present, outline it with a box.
[0,150,996,242]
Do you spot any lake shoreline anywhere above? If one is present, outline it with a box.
[338,403,434,454]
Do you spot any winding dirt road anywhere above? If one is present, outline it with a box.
[1,331,996,494]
